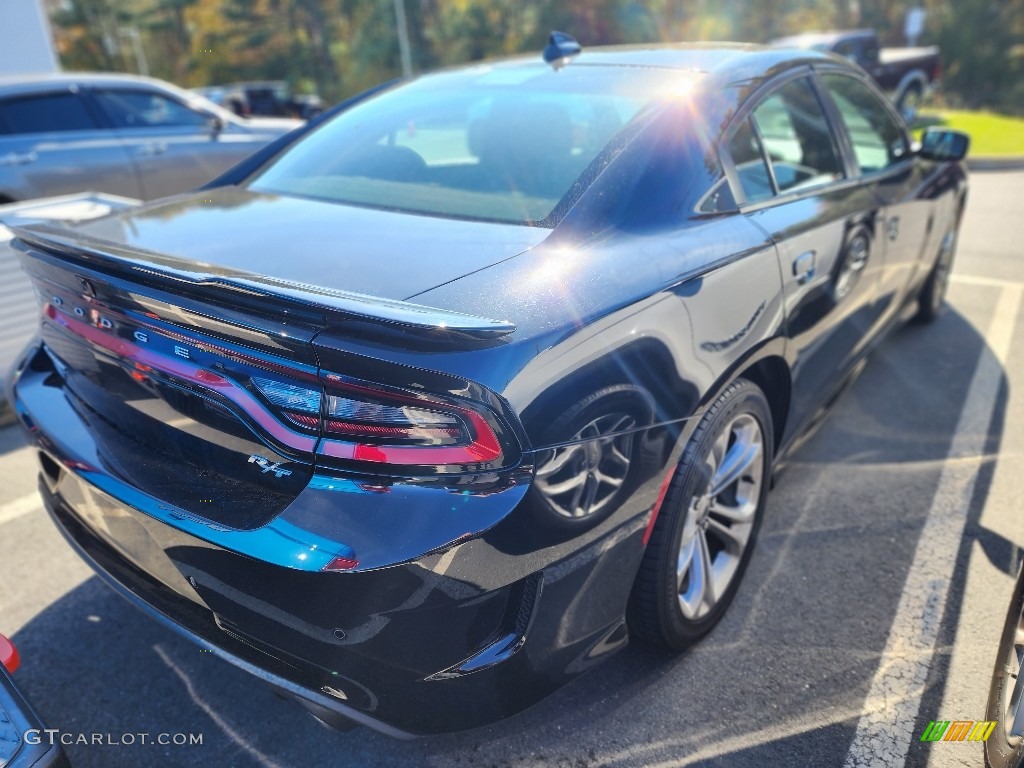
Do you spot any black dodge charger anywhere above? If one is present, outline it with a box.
[3,39,968,736]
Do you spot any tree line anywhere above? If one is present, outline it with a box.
[46,0,1024,114]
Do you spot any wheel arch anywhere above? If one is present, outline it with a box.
[892,69,929,105]
[736,354,792,454]
[517,335,701,450]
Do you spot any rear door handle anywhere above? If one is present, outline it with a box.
[793,250,816,285]
[887,216,900,241]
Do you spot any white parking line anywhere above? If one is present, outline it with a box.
[0,492,40,526]
[951,273,1024,289]
[843,284,1022,767]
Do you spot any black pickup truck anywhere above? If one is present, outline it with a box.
[772,29,941,122]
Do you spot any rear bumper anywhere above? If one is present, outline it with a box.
[0,666,70,768]
[9,342,650,736]
[38,482,415,739]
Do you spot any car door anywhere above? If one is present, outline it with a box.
[87,86,239,200]
[0,88,142,201]
[816,70,935,321]
[722,72,887,440]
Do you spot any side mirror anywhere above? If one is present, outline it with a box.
[919,128,970,162]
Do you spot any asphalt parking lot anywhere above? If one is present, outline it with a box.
[1,170,1022,768]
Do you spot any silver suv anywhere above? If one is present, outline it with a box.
[0,73,302,203]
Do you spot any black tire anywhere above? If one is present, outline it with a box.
[527,384,654,530]
[898,83,923,125]
[914,217,961,324]
[629,378,773,650]
[986,566,1024,768]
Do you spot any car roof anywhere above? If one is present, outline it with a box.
[0,72,184,96]
[566,41,829,70]
[439,42,836,93]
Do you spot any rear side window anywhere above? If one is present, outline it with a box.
[92,89,210,129]
[820,74,909,174]
[0,93,99,134]
[751,77,844,194]
[727,118,774,204]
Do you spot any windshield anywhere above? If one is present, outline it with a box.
[249,63,690,225]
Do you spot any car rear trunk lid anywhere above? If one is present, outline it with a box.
[12,229,326,531]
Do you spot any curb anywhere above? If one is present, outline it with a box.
[966,156,1024,171]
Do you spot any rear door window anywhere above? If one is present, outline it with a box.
[0,92,99,134]
[751,77,845,195]
[92,89,210,129]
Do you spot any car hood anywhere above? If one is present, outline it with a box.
[66,186,550,301]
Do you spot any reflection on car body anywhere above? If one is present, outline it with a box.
[0,73,301,203]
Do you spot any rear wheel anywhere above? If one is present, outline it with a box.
[629,378,773,650]
[985,567,1024,768]
[914,219,960,323]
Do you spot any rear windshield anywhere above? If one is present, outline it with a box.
[249,63,689,225]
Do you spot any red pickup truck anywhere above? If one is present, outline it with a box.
[772,29,941,122]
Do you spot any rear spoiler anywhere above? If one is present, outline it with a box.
[8,221,516,341]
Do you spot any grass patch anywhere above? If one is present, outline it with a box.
[914,109,1024,157]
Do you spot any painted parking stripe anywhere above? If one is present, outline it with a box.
[843,284,1023,767]
[0,493,40,526]
[951,273,1024,289]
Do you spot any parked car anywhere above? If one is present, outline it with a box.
[0,73,301,203]
[3,37,968,737]
[1,632,69,767]
[772,29,941,121]
[194,81,325,121]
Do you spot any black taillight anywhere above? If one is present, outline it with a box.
[251,372,512,470]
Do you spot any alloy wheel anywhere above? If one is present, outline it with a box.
[1003,597,1024,742]
[676,412,764,620]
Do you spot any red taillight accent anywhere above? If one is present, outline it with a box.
[0,633,20,674]
[323,556,359,571]
[317,375,507,467]
[283,412,320,429]
[325,420,461,440]
[320,415,503,465]
[642,467,677,547]
[194,369,230,386]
